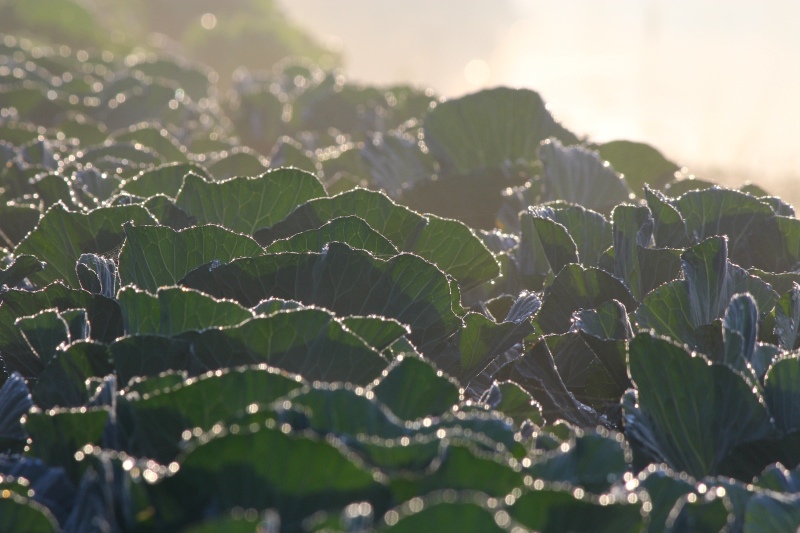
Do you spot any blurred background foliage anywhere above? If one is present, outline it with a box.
[0,0,339,85]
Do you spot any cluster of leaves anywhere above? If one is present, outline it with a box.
[1,33,800,532]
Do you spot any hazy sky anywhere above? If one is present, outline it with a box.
[279,0,800,202]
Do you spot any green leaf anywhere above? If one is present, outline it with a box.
[23,406,109,481]
[764,357,800,433]
[422,87,578,175]
[596,140,679,193]
[538,264,637,335]
[370,355,461,421]
[0,203,41,248]
[380,498,510,533]
[118,223,264,293]
[539,139,634,214]
[265,215,398,258]
[603,204,682,301]
[572,301,633,399]
[644,187,688,248]
[15,203,157,288]
[153,424,388,529]
[206,149,270,180]
[0,283,122,379]
[625,332,776,478]
[174,169,326,234]
[257,188,499,291]
[118,365,304,462]
[637,466,696,533]
[546,333,624,414]
[341,316,410,353]
[496,339,604,427]
[121,162,208,198]
[390,443,524,502]
[526,213,578,275]
[665,492,734,533]
[135,194,197,230]
[673,188,782,268]
[31,341,112,409]
[112,124,190,163]
[30,173,72,209]
[117,286,253,336]
[742,493,800,533]
[437,291,540,383]
[15,310,70,363]
[490,381,544,427]
[721,293,759,374]
[774,283,800,351]
[528,430,628,493]
[508,487,644,533]
[287,385,407,440]
[361,131,435,197]
[111,308,388,385]
[76,253,119,298]
[634,237,778,350]
[536,204,611,268]
[180,243,462,354]
[0,493,60,533]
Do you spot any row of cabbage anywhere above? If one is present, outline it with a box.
[1,34,800,532]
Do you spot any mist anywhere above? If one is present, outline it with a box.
[280,0,800,205]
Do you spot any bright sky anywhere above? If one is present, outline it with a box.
[280,0,800,203]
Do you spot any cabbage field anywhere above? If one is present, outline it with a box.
[1,25,800,533]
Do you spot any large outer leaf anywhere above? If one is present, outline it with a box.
[596,140,679,193]
[180,243,462,353]
[508,488,644,533]
[625,332,776,478]
[256,188,499,291]
[539,139,633,214]
[389,443,524,502]
[422,87,579,175]
[15,203,157,288]
[111,309,388,385]
[370,355,461,421]
[117,286,253,336]
[672,188,800,272]
[118,365,304,462]
[174,169,326,234]
[152,425,389,530]
[265,215,398,258]
[117,223,264,293]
